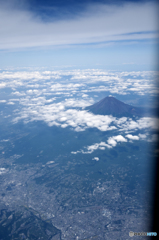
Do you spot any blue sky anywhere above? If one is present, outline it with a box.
[0,0,158,70]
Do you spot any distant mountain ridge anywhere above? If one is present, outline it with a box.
[85,96,154,117]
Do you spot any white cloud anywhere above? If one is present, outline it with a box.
[138,133,147,139]
[46,161,55,165]
[117,117,158,131]
[82,94,88,98]
[71,141,112,154]
[0,168,7,175]
[92,157,99,161]
[1,139,9,142]
[126,134,139,140]
[13,103,118,132]
[71,70,157,95]
[71,131,157,156]
[107,137,117,147]
[137,117,159,130]
[0,83,6,88]
[71,151,79,154]
[62,98,94,108]
[7,101,15,105]
[0,69,157,97]
[12,91,26,96]
[71,133,136,155]
[0,71,51,80]
[0,2,157,49]
[12,93,157,134]
[113,135,127,142]
[0,69,157,135]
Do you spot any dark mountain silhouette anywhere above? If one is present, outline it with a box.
[85,96,155,117]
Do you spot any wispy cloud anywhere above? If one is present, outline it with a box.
[0,1,157,49]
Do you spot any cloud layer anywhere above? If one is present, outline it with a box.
[0,69,158,135]
[0,69,158,95]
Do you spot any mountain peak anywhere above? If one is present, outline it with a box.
[85,96,146,117]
